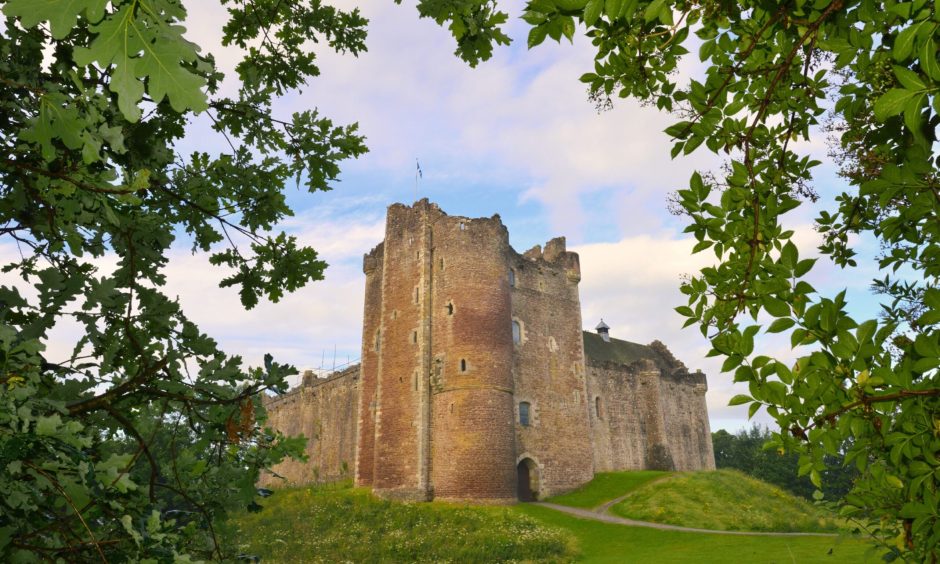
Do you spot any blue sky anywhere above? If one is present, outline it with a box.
[4,0,887,433]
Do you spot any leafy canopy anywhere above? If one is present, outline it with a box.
[0,0,367,560]
[419,0,940,560]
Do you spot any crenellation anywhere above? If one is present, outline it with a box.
[262,200,715,501]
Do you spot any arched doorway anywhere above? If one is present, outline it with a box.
[516,458,539,501]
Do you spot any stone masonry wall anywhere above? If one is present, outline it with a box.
[370,204,429,500]
[355,242,383,487]
[587,358,715,473]
[259,366,359,487]
[660,370,716,471]
[510,238,594,498]
[426,205,516,503]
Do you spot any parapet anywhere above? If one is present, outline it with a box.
[514,236,581,285]
[263,364,361,409]
[363,242,384,275]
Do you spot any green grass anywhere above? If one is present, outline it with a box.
[611,470,841,532]
[228,474,876,563]
[547,470,667,508]
[229,482,573,563]
[514,504,873,563]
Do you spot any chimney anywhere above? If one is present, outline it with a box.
[596,319,610,343]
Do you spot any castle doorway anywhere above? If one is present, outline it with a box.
[516,458,539,501]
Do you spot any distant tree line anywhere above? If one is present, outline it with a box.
[712,425,857,501]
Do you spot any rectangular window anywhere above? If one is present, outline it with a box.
[519,402,530,426]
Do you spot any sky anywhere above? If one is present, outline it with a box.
[3,0,886,433]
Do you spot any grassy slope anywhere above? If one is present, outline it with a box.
[230,474,874,563]
[547,471,667,508]
[515,504,872,564]
[611,470,841,532]
[229,482,573,563]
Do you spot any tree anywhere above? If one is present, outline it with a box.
[713,425,856,501]
[418,0,939,560]
[0,0,367,560]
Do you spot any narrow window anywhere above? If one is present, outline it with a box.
[512,320,521,344]
[519,402,531,427]
[411,330,418,344]
[459,222,466,231]
[374,329,381,352]
[595,396,603,419]
[440,258,445,270]
[414,371,419,391]
[509,268,516,287]
[459,359,467,372]
[414,287,419,304]
[446,302,454,315]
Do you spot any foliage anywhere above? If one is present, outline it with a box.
[423,0,940,559]
[609,469,842,532]
[713,425,857,501]
[0,0,367,560]
[546,470,666,509]
[230,482,573,563]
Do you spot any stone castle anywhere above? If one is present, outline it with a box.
[261,200,715,502]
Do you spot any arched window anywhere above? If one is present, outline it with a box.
[595,396,603,419]
[512,320,521,344]
[459,359,467,372]
[519,402,531,426]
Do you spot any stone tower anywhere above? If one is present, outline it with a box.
[261,199,715,501]
[356,200,517,502]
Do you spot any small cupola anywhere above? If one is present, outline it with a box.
[596,319,610,343]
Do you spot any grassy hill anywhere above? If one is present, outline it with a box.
[228,482,573,562]
[546,470,667,508]
[229,473,872,563]
[608,470,841,532]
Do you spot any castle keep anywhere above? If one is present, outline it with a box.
[261,200,715,502]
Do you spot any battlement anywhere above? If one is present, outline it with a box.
[262,364,361,411]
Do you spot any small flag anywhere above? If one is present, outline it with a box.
[416,159,422,179]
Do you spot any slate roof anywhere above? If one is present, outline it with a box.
[582,331,668,367]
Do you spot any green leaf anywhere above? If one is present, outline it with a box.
[728,394,752,406]
[644,0,665,23]
[767,318,795,333]
[763,296,790,317]
[35,414,61,436]
[605,0,623,20]
[584,0,603,26]
[894,66,926,90]
[893,22,922,61]
[747,402,761,418]
[921,37,940,80]
[136,31,208,113]
[3,0,108,39]
[874,88,919,121]
[528,24,548,48]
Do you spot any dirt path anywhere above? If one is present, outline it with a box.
[534,503,840,537]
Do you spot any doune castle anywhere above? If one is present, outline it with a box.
[261,200,715,502]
